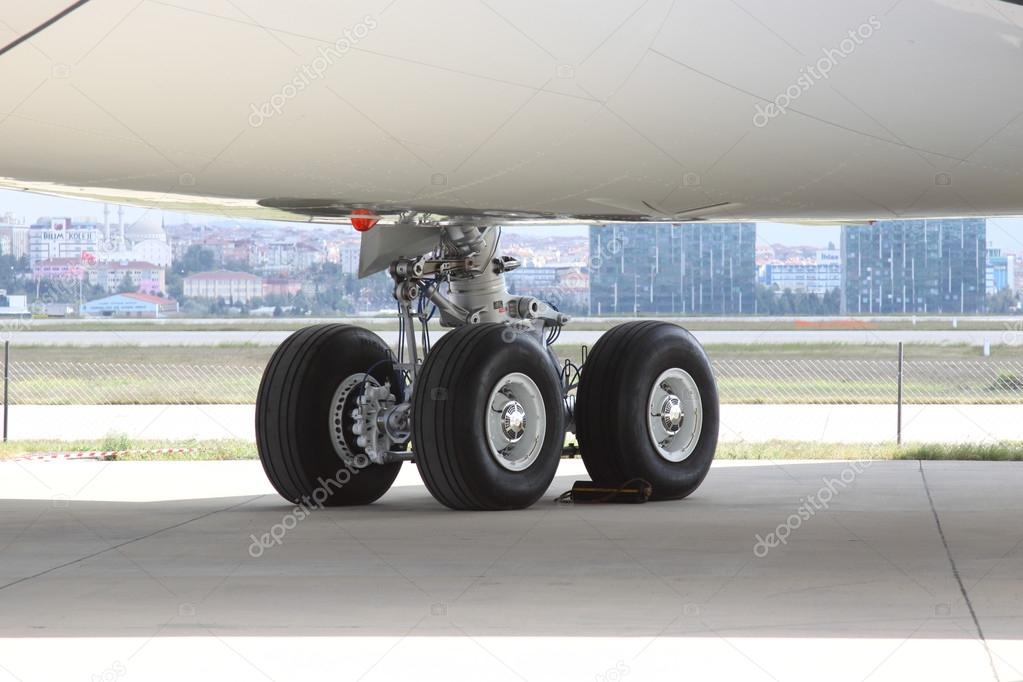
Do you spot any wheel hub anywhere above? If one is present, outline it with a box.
[485,372,546,472]
[500,400,527,442]
[647,368,703,463]
[659,394,684,433]
[329,373,393,467]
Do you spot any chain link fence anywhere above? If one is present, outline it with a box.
[2,353,1022,406]
[5,361,263,405]
[714,358,1023,404]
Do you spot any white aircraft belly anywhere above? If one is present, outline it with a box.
[0,0,1021,223]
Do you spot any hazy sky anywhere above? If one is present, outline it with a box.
[3,189,1023,251]
[0,190,180,226]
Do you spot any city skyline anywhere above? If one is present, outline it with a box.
[9,209,1019,318]
[4,188,1023,252]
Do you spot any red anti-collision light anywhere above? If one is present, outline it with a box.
[351,209,379,232]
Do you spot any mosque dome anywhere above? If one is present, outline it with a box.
[125,213,166,243]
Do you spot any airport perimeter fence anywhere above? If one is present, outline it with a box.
[1,344,1022,409]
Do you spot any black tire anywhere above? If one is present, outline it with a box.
[413,323,565,510]
[256,324,403,506]
[575,321,719,501]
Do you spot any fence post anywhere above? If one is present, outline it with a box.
[3,340,9,443]
[896,341,903,446]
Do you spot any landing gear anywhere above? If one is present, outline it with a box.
[256,324,407,506]
[412,323,565,510]
[254,220,720,510]
[575,321,719,500]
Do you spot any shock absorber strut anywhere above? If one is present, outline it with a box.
[388,222,569,371]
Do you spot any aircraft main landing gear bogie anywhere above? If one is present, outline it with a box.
[254,222,720,510]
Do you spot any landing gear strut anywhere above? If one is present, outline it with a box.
[254,220,719,509]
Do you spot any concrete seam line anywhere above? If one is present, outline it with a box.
[0,494,264,593]
[918,460,1001,682]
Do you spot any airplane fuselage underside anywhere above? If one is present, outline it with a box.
[0,0,1022,225]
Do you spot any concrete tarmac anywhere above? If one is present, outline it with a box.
[0,459,1021,681]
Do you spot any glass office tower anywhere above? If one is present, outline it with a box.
[589,222,756,315]
[841,219,986,314]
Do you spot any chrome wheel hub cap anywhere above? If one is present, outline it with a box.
[647,368,703,462]
[500,401,527,442]
[660,394,684,433]
[485,373,546,472]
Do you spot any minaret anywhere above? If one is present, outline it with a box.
[118,206,125,250]
[103,204,110,243]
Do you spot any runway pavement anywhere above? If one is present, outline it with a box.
[0,459,1020,681]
